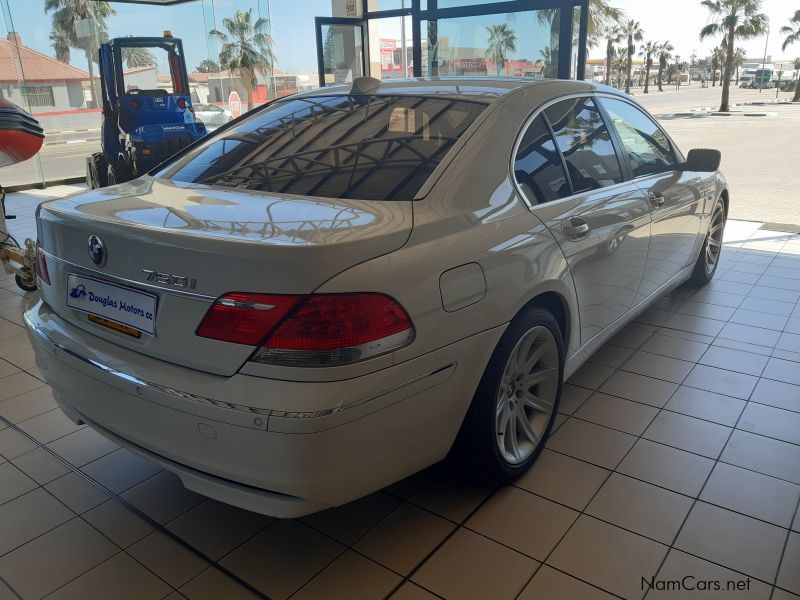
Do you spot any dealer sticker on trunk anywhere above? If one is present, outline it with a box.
[66,274,157,335]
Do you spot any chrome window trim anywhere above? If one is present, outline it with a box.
[508,91,636,213]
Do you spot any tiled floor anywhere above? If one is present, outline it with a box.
[1,189,799,599]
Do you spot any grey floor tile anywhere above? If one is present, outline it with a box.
[663,313,726,337]
[388,583,438,600]
[700,462,800,528]
[718,322,781,347]
[0,461,37,505]
[721,430,800,484]
[412,528,537,600]
[408,473,494,523]
[11,447,70,484]
[0,426,37,459]
[0,386,57,423]
[0,487,74,555]
[167,499,272,561]
[291,551,400,600]
[677,300,736,321]
[16,409,83,444]
[546,418,637,470]
[778,332,800,354]
[548,515,667,600]
[587,344,635,369]
[750,378,800,413]
[46,427,118,467]
[599,371,678,407]
[618,439,715,497]
[221,520,344,599]
[623,351,695,384]
[586,473,693,544]
[777,532,800,596]
[641,333,709,362]
[302,492,401,547]
[664,386,745,427]
[0,372,45,402]
[80,449,162,494]
[45,552,171,600]
[128,531,209,589]
[647,549,773,599]
[738,403,800,445]
[83,499,155,548]
[514,449,610,511]
[179,566,260,600]
[0,517,117,599]
[675,502,787,582]
[763,357,800,386]
[643,411,731,459]
[121,471,204,525]
[729,308,788,331]
[739,296,796,316]
[567,362,615,390]
[518,565,616,600]
[608,326,653,349]
[557,383,593,415]
[354,504,454,575]
[698,346,769,377]
[467,486,578,560]
[44,472,110,514]
[575,392,659,436]
[683,364,758,400]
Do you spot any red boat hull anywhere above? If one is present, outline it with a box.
[0,99,44,168]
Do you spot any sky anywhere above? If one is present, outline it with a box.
[2,0,797,76]
[597,0,798,64]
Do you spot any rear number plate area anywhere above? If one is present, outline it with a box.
[66,274,157,335]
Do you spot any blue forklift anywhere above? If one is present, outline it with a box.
[86,33,207,188]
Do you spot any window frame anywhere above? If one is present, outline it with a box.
[594,93,685,181]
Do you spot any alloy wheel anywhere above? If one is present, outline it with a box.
[495,325,559,465]
[705,203,724,275]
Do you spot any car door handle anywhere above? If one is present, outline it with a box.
[562,217,590,240]
[648,192,666,208]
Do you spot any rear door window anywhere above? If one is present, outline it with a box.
[162,95,487,201]
[513,115,570,205]
[599,97,677,178]
[543,97,623,193]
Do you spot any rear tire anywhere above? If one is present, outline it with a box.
[689,199,726,285]
[452,306,564,482]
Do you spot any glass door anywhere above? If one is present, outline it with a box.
[315,18,367,87]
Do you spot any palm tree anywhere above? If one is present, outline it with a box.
[657,41,674,91]
[49,25,70,64]
[618,18,643,93]
[732,47,746,84]
[44,0,114,108]
[711,46,726,85]
[665,62,678,84]
[604,26,623,85]
[640,40,658,93]
[121,38,156,69]
[195,59,220,73]
[613,48,628,87]
[781,9,800,102]
[700,0,769,112]
[539,46,556,78]
[485,24,517,76]
[210,9,275,110]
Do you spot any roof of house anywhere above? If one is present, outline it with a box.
[0,38,90,83]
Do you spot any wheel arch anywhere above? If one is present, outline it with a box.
[514,289,572,356]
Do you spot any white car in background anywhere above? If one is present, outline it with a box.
[193,103,232,127]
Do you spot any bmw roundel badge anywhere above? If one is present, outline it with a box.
[87,235,107,267]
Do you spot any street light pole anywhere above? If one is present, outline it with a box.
[760,25,769,93]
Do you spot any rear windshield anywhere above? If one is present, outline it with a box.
[161,94,486,201]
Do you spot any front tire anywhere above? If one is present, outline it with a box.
[690,199,726,285]
[453,306,564,482]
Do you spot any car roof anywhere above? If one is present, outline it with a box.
[292,77,614,104]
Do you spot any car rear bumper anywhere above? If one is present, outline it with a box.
[24,299,503,517]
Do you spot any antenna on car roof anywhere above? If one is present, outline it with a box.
[350,76,382,94]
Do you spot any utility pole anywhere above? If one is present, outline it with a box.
[760,25,769,93]
[690,49,697,85]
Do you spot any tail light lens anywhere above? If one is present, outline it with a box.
[253,293,414,367]
[196,293,303,346]
[36,242,50,286]
[177,98,187,108]
[129,99,140,110]
[196,292,414,367]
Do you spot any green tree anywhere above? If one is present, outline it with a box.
[711,46,726,85]
[539,46,556,78]
[44,0,115,108]
[657,41,674,91]
[640,40,658,93]
[665,62,678,84]
[120,38,156,69]
[700,0,769,112]
[780,9,800,101]
[49,25,71,63]
[732,46,746,84]
[210,9,276,110]
[195,59,220,73]
[604,26,623,85]
[619,18,643,93]
[485,24,517,76]
[613,47,628,87]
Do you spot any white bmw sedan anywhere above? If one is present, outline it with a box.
[25,78,727,517]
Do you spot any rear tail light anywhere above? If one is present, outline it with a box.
[196,293,303,346]
[129,99,140,110]
[36,242,50,286]
[253,293,414,367]
[177,98,187,108]
[196,292,414,367]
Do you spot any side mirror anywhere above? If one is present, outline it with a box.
[684,148,721,172]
